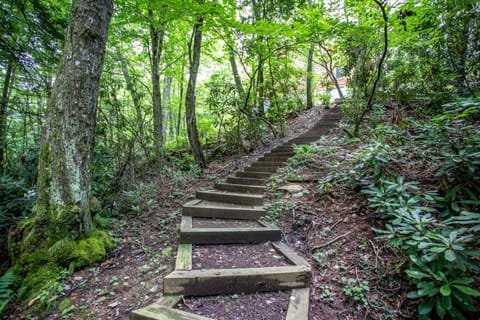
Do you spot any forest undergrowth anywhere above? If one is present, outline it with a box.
[265,97,480,320]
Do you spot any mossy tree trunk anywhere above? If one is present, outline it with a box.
[29,0,113,247]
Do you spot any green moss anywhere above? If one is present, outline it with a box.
[58,298,74,313]
[22,263,61,301]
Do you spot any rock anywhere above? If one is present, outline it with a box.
[292,192,304,198]
[149,285,160,293]
[108,301,120,308]
[278,184,304,194]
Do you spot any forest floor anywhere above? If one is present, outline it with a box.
[8,106,417,320]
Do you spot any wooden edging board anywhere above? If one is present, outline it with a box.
[163,265,310,296]
[179,216,281,244]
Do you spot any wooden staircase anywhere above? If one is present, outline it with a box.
[130,108,341,320]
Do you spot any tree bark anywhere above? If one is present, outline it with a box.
[0,63,14,171]
[306,44,314,109]
[34,0,113,240]
[149,10,166,164]
[186,16,206,167]
[163,76,173,135]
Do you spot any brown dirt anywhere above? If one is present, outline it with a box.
[6,106,328,320]
[192,217,261,228]
[192,243,291,269]
[177,291,291,320]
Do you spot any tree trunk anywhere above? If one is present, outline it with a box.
[306,44,314,109]
[186,16,206,167]
[177,65,185,138]
[31,0,113,244]
[229,49,244,98]
[117,50,149,159]
[149,10,166,164]
[163,76,173,136]
[0,63,14,171]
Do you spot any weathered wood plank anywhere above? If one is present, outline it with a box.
[214,182,265,194]
[286,288,310,320]
[181,216,192,229]
[225,176,266,186]
[245,166,278,173]
[272,242,311,267]
[130,305,214,320]
[164,265,311,296]
[182,201,266,220]
[153,295,182,308]
[179,227,281,244]
[235,171,272,179]
[175,244,192,270]
[196,190,264,206]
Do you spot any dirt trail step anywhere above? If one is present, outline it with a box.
[131,107,342,320]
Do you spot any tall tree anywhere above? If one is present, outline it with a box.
[149,10,166,164]
[306,0,314,109]
[0,63,14,170]
[11,0,114,271]
[186,8,206,167]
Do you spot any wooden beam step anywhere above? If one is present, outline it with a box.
[267,151,295,156]
[251,161,285,168]
[164,265,311,296]
[245,166,278,173]
[235,171,272,179]
[196,190,264,206]
[214,182,265,194]
[183,200,266,220]
[180,228,280,244]
[258,155,290,162]
[225,176,266,186]
[179,216,280,244]
[271,146,294,152]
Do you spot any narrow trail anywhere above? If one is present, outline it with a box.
[131,108,342,320]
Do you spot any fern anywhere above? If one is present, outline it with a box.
[0,271,15,315]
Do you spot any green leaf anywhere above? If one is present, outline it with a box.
[452,285,480,297]
[444,249,456,262]
[418,297,434,315]
[440,285,451,296]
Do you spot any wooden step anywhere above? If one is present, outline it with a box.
[214,182,265,194]
[179,216,281,244]
[271,146,294,152]
[225,176,266,186]
[258,155,290,162]
[267,151,295,156]
[244,166,278,173]
[235,171,272,179]
[251,161,285,168]
[165,242,311,296]
[196,190,264,206]
[183,199,266,220]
